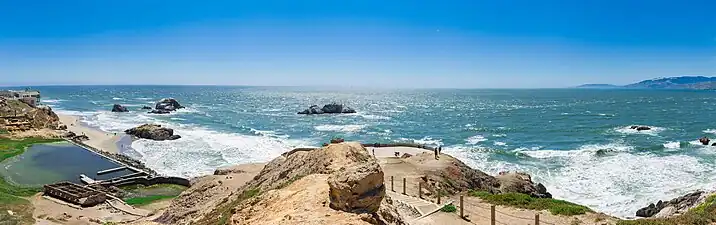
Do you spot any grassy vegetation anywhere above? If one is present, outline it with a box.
[469,191,593,216]
[125,195,178,206]
[617,194,716,225]
[0,138,63,225]
[441,204,457,213]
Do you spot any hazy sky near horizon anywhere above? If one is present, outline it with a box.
[1,0,714,88]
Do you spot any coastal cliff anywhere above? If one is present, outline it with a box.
[134,142,604,225]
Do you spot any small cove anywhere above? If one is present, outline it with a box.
[0,141,133,187]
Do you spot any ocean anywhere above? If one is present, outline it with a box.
[26,85,716,218]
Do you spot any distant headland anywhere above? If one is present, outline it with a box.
[577,76,716,90]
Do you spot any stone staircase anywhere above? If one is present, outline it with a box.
[387,192,441,216]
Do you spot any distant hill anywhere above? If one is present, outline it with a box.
[577,76,716,90]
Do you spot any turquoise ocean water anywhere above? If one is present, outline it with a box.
[22,85,716,217]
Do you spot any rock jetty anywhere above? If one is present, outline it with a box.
[124,124,181,141]
[111,104,129,112]
[298,103,356,115]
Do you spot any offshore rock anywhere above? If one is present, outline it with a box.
[112,104,129,112]
[124,124,181,141]
[298,103,356,114]
[155,98,184,111]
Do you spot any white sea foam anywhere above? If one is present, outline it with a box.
[398,137,443,146]
[466,135,487,145]
[81,111,308,177]
[663,141,681,149]
[494,141,507,146]
[492,134,507,137]
[135,97,153,100]
[448,142,716,218]
[704,129,716,134]
[112,97,124,100]
[41,99,64,103]
[614,125,665,136]
[359,114,391,120]
[314,124,366,133]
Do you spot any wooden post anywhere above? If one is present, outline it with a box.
[402,178,406,195]
[437,189,441,204]
[418,182,422,199]
[460,195,464,219]
[535,213,540,225]
[490,205,496,225]
[391,176,394,192]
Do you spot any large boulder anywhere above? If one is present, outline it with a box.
[124,124,181,141]
[496,172,552,198]
[155,98,184,111]
[328,162,385,214]
[298,103,356,114]
[112,104,129,112]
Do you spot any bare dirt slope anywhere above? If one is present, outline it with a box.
[141,163,266,224]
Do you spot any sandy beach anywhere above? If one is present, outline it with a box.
[58,114,121,154]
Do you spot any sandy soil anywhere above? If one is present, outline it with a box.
[369,146,435,158]
[58,114,121,153]
[31,194,142,225]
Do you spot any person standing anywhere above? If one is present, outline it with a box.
[434,147,439,160]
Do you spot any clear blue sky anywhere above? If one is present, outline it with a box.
[1,0,714,88]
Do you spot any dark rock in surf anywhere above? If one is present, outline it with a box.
[700,137,711,145]
[112,104,129,112]
[148,109,171,114]
[141,106,152,110]
[125,124,181,141]
[155,98,184,111]
[630,125,651,131]
[298,105,324,115]
[298,103,356,115]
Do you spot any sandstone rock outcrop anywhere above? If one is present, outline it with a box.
[298,103,356,115]
[155,98,184,111]
[112,104,129,112]
[0,98,59,131]
[124,124,181,141]
[496,172,552,198]
[636,191,707,218]
[328,162,385,214]
[156,142,405,225]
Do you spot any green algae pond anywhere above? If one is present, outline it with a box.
[0,141,134,187]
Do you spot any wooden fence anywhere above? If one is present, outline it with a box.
[388,176,558,225]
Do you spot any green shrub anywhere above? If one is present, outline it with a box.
[441,204,457,213]
[468,191,592,216]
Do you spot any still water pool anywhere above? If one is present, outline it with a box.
[0,142,132,187]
